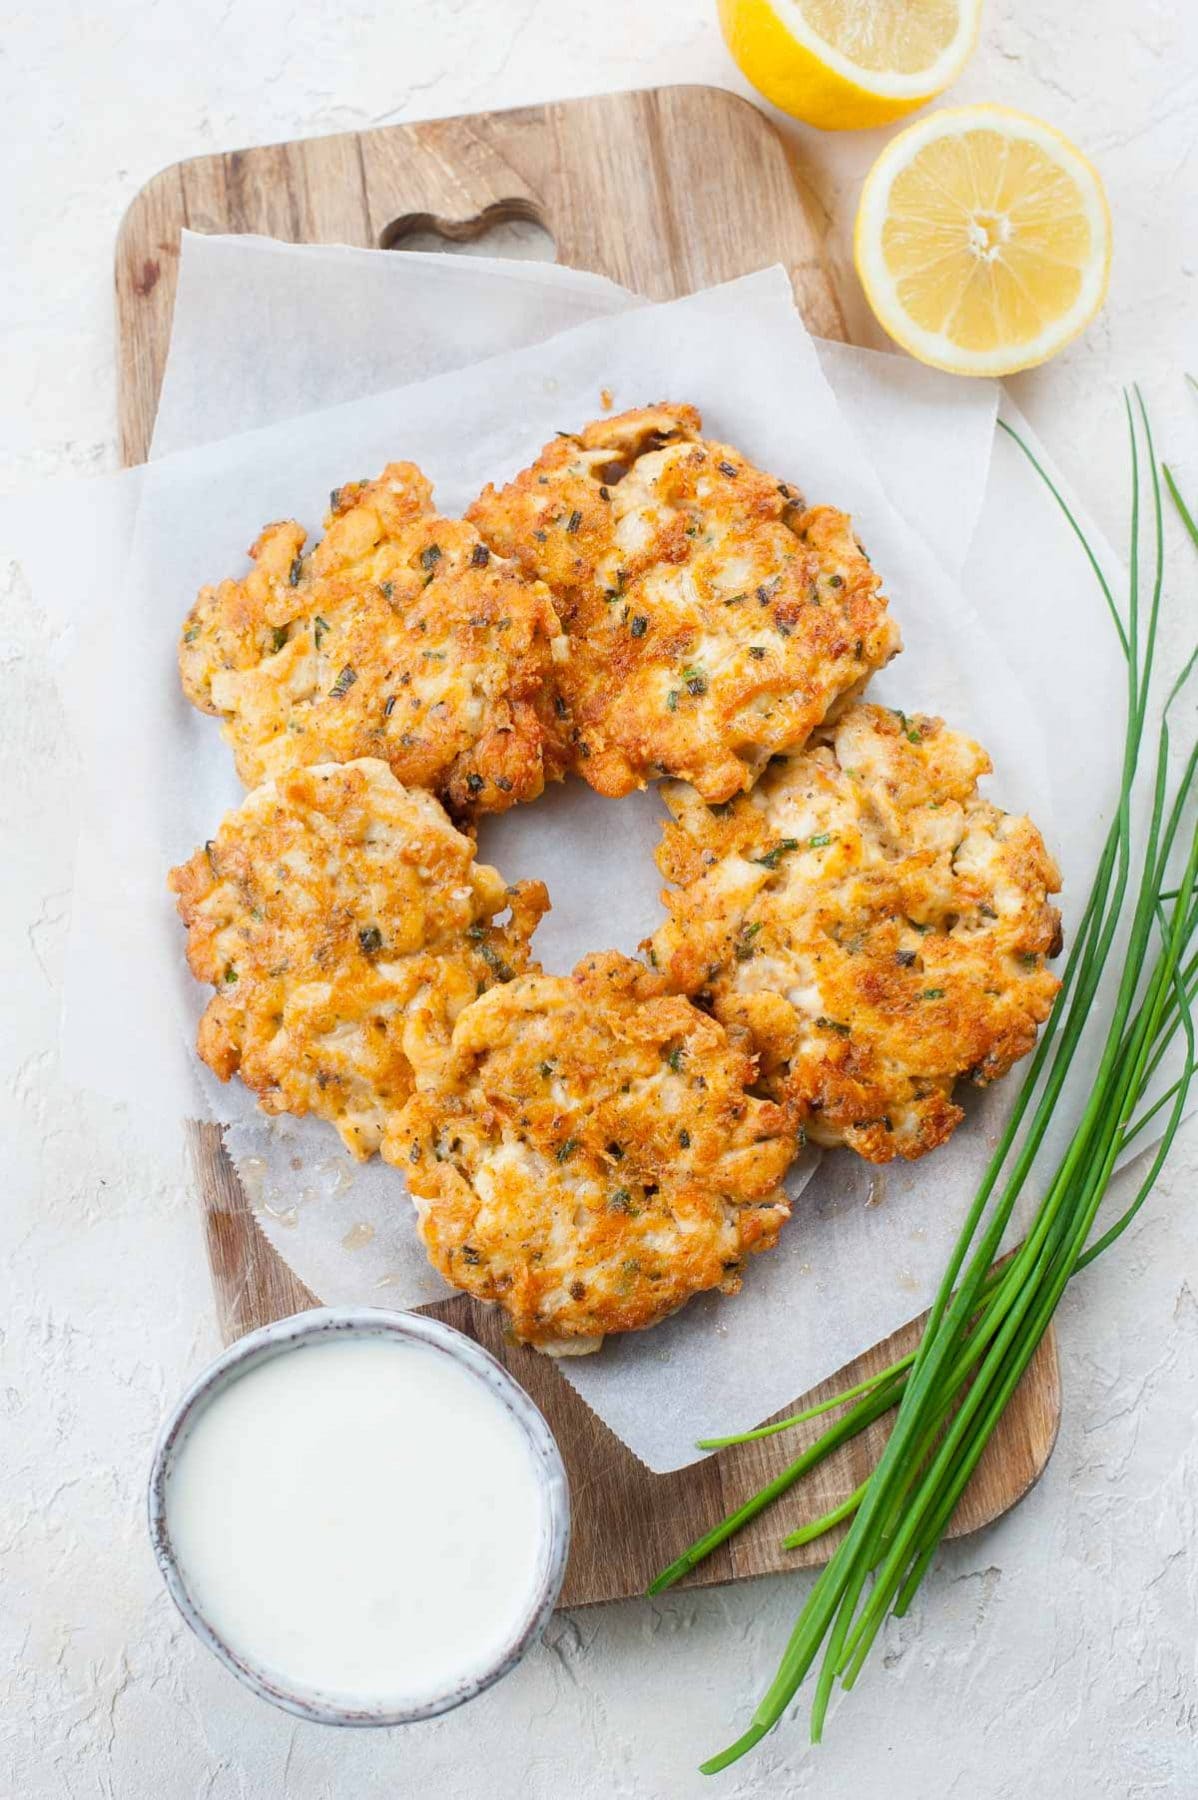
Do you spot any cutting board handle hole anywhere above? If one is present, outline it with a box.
[380,200,556,264]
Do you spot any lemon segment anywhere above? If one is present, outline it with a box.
[855,105,1112,377]
[718,0,984,131]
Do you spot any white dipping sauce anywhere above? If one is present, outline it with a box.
[165,1336,550,1707]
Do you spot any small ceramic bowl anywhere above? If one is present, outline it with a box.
[148,1306,570,1726]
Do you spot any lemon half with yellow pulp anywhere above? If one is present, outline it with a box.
[718,0,984,131]
[854,105,1112,377]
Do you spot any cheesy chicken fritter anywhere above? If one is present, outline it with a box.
[648,705,1062,1164]
[169,759,547,1160]
[386,951,796,1352]
[466,405,900,803]
[179,463,569,818]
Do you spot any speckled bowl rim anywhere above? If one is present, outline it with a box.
[147,1306,571,1727]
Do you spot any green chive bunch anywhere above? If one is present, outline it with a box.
[649,390,1198,1774]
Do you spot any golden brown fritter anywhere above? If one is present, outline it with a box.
[385,951,796,1352]
[179,463,569,818]
[467,405,901,802]
[169,759,548,1159]
[648,704,1062,1164]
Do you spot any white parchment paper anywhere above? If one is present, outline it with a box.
[151,239,1021,1414]
[151,235,636,460]
[1,244,1131,1468]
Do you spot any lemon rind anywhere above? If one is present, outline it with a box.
[761,0,983,101]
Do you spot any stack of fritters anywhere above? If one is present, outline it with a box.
[173,411,1062,1351]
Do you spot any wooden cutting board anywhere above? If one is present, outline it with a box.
[116,85,1060,1608]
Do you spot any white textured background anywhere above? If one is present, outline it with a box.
[3,3,1197,1796]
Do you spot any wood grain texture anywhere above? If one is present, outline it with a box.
[121,85,1060,1608]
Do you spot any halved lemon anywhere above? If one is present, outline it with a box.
[717,0,984,131]
[855,105,1112,377]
